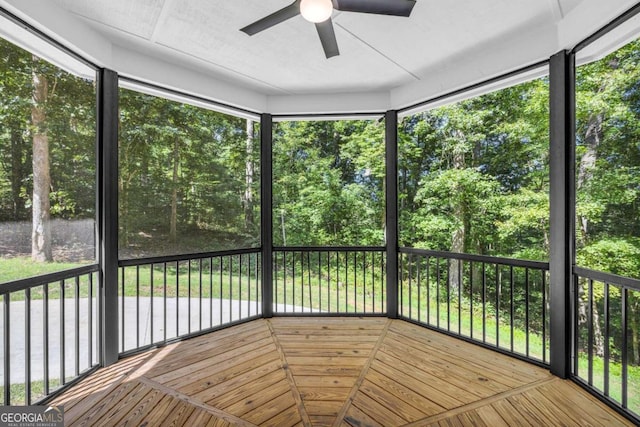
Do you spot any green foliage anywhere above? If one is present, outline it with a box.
[577,238,640,278]
[0,38,96,223]
[272,120,385,246]
[399,78,550,258]
[118,89,260,257]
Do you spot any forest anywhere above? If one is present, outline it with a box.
[0,34,639,406]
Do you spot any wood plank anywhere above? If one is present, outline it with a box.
[490,398,536,427]
[298,387,351,402]
[277,335,379,343]
[206,369,286,409]
[286,356,369,367]
[148,320,267,364]
[374,351,479,404]
[458,410,489,427]
[55,352,153,411]
[177,351,281,394]
[222,378,291,417]
[278,341,374,350]
[183,409,216,427]
[261,405,303,427]
[505,393,557,426]
[160,339,276,387]
[289,364,362,376]
[382,334,532,397]
[475,406,509,427]
[332,319,391,427]
[272,328,382,336]
[67,380,140,426]
[144,327,272,378]
[116,385,166,426]
[156,399,196,427]
[517,388,586,426]
[350,392,407,426]
[88,382,151,426]
[269,317,387,326]
[343,403,383,427]
[357,379,427,422]
[536,380,633,426]
[267,319,313,427]
[280,349,372,358]
[370,359,463,410]
[192,358,284,403]
[401,378,556,427]
[365,368,444,417]
[304,400,343,416]
[379,337,507,397]
[308,415,337,427]
[388,323,549,382]
[294,375,358,388]
[155,338,275,385]
[134,376,258,427]
[243,392,297,425]
[131,395,180,427]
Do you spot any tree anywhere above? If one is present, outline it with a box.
[31,56,52,262]
[242,119,255,230]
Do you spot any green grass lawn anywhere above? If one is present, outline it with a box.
[0,257,89,284]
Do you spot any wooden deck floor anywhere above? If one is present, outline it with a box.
[52,318,632,426]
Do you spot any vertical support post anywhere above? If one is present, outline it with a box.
[549,51,575,378]
[97,68,119,366]
[385,110,399,318]
[261,113,274,318]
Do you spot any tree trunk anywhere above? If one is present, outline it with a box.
[576,112,603,245]
[243,119,254,229]
[449,132,466,294]
[10,127,27,220]
[169,138,179,243]
[31,58,52,262]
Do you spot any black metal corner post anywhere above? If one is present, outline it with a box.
[385,110,399,318]
[97,68,119,366]
[261,113,274,318]
[549,51,575,378]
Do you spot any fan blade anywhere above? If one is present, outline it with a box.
[315,19,339,58]
[240,0,301,35]
[332,0,416,17]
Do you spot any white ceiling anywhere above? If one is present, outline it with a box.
[1,0,638,114]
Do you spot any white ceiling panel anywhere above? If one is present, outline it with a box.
[152,0,415,94]
[52,0,164,39]
[10,0,638,113]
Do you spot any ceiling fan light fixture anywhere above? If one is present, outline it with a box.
[300,0,333,23]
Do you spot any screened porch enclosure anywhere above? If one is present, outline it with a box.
[0,0,640,425]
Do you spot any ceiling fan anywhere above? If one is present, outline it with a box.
[240,0,417,59]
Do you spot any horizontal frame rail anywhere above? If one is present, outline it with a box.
[400,247,549,270]
[574,266,640,291]
[274,246,386,252]
[0,265,100,295]
[119,247,260,267]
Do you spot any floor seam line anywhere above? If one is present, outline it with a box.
[399,376,559,427]
[266,318,313,427]
[136,375,258,427]
[332,318,393,427]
